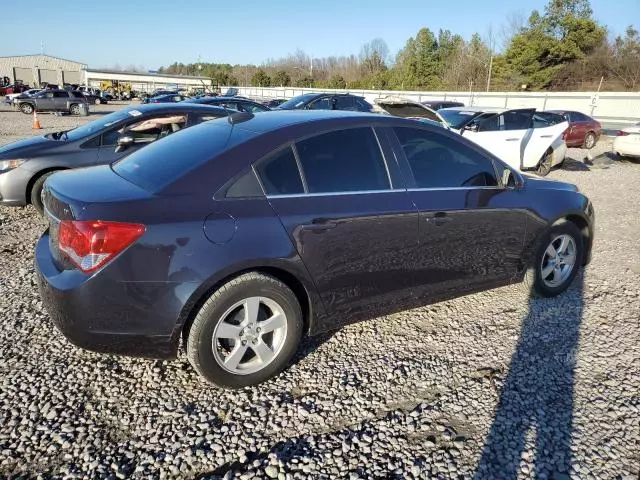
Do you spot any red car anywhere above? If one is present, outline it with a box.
[547,110,601,149]
[0,77,30,96]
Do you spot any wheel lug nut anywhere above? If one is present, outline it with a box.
[241,340,247,346]
[252,339,258,345]
[256,327,261,332]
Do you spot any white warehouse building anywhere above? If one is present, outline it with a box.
[0,54,87,86]
[0,54,212,92]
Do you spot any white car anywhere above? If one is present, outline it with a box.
[613,122,640,158]
[374,97,568,176]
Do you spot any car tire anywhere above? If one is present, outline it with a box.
[583,132,596,149]
[94,98,101,105]
[20,103,34,114]
[69,104,80,115]
[523,220,583,298]
[186,272,303,388]
[536,149,554,177]
[30,171,57,215]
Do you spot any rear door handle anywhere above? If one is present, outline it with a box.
[505,138,520,141]
[301,221,337,232]
[540,134,553,138]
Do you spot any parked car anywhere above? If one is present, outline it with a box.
[377,100,569,176]
[0,78,30,96]
[613,122,640,158]
[82,91,107,105]
[275,93,374,112]
[421,100,465,110]
[35,110,594,388]
[16,90,89,116]
[185,96,271,113]
[546,110,601,149]
[142,93,185,104]
[0,103,228,213]
[263,98,287,108]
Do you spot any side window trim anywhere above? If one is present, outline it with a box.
[290,143,309,194]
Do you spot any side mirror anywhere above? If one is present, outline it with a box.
[115,134,134,153]
[464,123,479,133]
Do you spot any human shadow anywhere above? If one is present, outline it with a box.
[475,272,584,479]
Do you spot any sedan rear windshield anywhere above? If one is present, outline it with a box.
[438,109,484,129]
[112,119,238,193]
[277,94,318,109]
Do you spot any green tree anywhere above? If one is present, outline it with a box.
[251,69,271,87]
[503,0,605,88]
[328,75,347,89]
[273,70,291,87]
[294,76,315,88]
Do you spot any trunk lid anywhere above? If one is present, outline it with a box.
[373,96,448,128]
[42,165,152,270]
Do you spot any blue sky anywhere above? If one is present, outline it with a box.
[1,0,637,70]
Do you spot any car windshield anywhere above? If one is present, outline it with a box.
[63,109,136,142]
[277,94,318,109]
[438,109,483,129]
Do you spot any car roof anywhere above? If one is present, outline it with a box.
[439,106,505,113]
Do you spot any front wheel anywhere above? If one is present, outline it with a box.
[525,221,583,297]
[186,272,303,388]
[69,104,80,115]
[94,98,101,105]
[30,171,56,215]
[20,103,34,114]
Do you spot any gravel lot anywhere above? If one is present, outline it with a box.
[0,103,638,479]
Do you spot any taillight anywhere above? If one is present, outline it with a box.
[58,220,145,273]
[617,130,630,136]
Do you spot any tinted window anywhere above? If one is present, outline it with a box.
[335,96,356,110]
[255,147,304,195]
[226,169,264,198]
[533,112,564,128]
[394,127,498,188]
[277,94,318,109]
[64,109,131,142]
[478,111,532,132]
[356,98,373,111]
[103,114,187,146]
[309,97,331,110]
[71,92,84,98]
[296,128,390,193]
[572,112,590,122]
[53,91,69,98]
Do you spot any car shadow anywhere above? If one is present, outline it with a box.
[288,329,338,368]
[559,157,590,172]
[475,272,584,479]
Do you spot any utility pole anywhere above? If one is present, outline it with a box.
[486,54,493,92]
[310,57,313,79]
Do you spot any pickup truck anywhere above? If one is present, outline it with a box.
[16,90,89,115]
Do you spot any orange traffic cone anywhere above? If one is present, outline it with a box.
[33,110,42,130]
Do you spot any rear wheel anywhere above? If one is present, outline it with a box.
[583,132,596,149]
[69,104,80,115]
[524,221,583,297]
[536,149,554,176]
[94,98,101,105]
[186,272,303,388]
[30,171,56,215]
[20,103,34,114]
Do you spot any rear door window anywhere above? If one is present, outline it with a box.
[394,127,498,188]
[335,96,356,110]
[102,114,187,146]
[295,128,390,193]
[308,97,331,110]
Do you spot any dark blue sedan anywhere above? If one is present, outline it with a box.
[36,111,594,388]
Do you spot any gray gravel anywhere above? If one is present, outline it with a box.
[0,103,639,479]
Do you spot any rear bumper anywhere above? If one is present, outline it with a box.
[35,232,186,359]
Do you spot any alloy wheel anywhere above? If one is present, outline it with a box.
[585,133,596,149]
[540,234,577,288]
[212,296,288,375]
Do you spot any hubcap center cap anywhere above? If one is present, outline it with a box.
[242,325,259,341]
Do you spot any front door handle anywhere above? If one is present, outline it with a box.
[540,134,553,138]
[505,138,520,141]
[301,221,337,232]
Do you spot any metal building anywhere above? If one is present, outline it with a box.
[0,54,87,86]
[85,69,213,93]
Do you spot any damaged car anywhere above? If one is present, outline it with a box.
[375,97,568,176]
